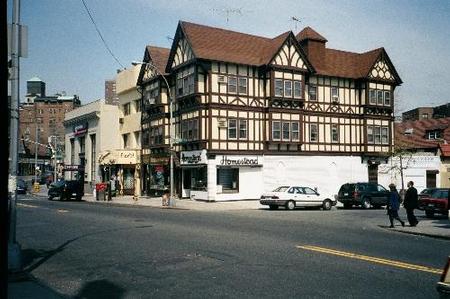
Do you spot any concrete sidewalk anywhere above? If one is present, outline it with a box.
[387,214,450,240]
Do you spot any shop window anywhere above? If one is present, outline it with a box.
[184,167,207,191]
[217,168,239,192]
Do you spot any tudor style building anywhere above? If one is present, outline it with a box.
[137,21,402,201]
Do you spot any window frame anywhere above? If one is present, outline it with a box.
[381,127,389,144]
[282,122,290,141]
[228,76,237,94]
[272,121,281,141]
[377,90,384,105]
[331,86,339,101]
[309,85,317,101]
[239,119,247,139]
[367,126,374,144]
[228,119,237,139]
[310,123,318,142]
[284,81,292,97]
[238,77,247,95]
[384,90,391,106]
[369,89,377,105]
[293,81,302,98]
[291,122,300,141]
[374,126,381,144]
[275,79,283,97]
[331,124,339,143]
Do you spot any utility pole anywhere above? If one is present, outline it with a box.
[34,124,39,184]
[8,0,22,271]
[53,136,58,181]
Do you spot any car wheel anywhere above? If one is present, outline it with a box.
[286,200,295,210]
[269,205,279,210]
[322,199,332,211]
[361,197,371,209]
[59,194,65,201]
[343,203,352,209]
[425,210,434,218]
[48,196,53,201]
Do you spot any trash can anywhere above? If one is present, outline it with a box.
[95,183,107,201]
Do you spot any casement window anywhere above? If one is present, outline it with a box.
[331,87,339,101]
[384,91,391,106]
[331,124,339,143]
[309,85,317,101]
[228,119,237,139]
[427,130,442,140]
[228,76,237,93]
[123,103,130,116]
[176,69,195,97]
[282,122,290,140]
[181,119,198,141]
[294,81,302,98]
[275,79,283,97]
[134,99,141,112]
[272,121,281,140]
[367,125,389,144]
[369,89,377,105]
[381,127,388,144]
[367,126,374,144]
[291,122,300,141]
[238,77,247,94]
[310,123,318,142]
[284,81,292,97]
[228,119,247,140]
[374,126,381,144]
[217,168,239,192]
[377,90,384,105]
[239,120,247,139]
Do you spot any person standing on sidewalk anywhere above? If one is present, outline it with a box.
[387,183,405,228]
[404,181,419,227]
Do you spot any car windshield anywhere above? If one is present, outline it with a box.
[273,186,290,192]
[51,181,65,188]
[420,189,435,195]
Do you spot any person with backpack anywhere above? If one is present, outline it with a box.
[403,181,419,227]
[387,183,405,228]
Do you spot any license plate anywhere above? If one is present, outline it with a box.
[72,193,77,196]
[428,204,434,207]
[344,193,348,196]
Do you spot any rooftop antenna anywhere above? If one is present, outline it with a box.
[291,16,301,31]
[212,7,248,23]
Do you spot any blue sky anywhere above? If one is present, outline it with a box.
[8,0,450,113]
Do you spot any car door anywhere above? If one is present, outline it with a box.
[291,187,306,206]
[376,184,389,205]
[302,187,320,206]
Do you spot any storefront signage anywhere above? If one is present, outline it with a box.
[181,150,207,165]
[63,165,85,171]
[219,155,263,167]
[74,123,88,136]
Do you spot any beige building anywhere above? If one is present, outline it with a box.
[98,65,142,196]
[64,99,120,192]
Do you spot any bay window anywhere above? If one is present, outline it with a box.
[272,121,281,140]
[284,81,292,97]
[294,81,302,98]
[282,122,290,140]
[275,79,283,96]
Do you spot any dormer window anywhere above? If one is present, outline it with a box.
[427,130,443,140]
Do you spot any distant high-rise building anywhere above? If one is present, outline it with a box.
[105,79,119,105]
[26,76,46,103]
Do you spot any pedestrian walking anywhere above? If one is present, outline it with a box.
[404,181,419,226]
[387,183,405,228]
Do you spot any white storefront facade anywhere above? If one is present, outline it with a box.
[180,150,369,201]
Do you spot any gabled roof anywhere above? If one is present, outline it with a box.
[395,117,450,150]
[174,21,307,67]
[439,144,450,157]
[145,46,170,75]
[296,27,328,42]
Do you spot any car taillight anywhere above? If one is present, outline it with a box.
[271,196,279,199]
[353,191,360,199]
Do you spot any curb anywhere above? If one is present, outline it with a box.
[82,200,190,210]
[380,226,450,241]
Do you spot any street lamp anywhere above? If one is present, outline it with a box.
[132,61,175,207]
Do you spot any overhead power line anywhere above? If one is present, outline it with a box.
[80,0,125,69]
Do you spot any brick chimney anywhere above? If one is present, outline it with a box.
[296,27,327,62]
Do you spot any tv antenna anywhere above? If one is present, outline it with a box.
[291,16,302,31]
[212,7,251,23]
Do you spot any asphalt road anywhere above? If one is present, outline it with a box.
[14,195,449,298]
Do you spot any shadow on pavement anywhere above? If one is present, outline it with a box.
[74,279,126,299]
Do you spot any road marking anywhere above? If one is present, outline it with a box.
[297,245,442,275]
[57,209,69,213]
[17,203,38,208]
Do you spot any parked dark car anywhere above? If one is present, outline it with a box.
[16,178,28,194]
[418,188,449,218]
[48,179,84,201]
[39,172,54,185]
[337,182,390,209]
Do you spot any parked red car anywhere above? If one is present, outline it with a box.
[418,188,449,218]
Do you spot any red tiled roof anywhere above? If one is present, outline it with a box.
[395,118,450,150]
[180,21,291,66]
[146,46,170,75]
[296,26,328,42]
[439,144,450,157]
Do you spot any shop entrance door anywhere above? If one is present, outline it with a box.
[368,164,378,184]
[183,169,192,198]
[123,167,135,195]
[426,170,437,188]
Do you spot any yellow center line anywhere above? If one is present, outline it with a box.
[297,245,442,275]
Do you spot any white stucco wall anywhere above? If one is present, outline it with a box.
[263,155,368,197]
[378,154,441,192]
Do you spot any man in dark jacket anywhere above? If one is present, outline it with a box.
[404,181,419,226]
